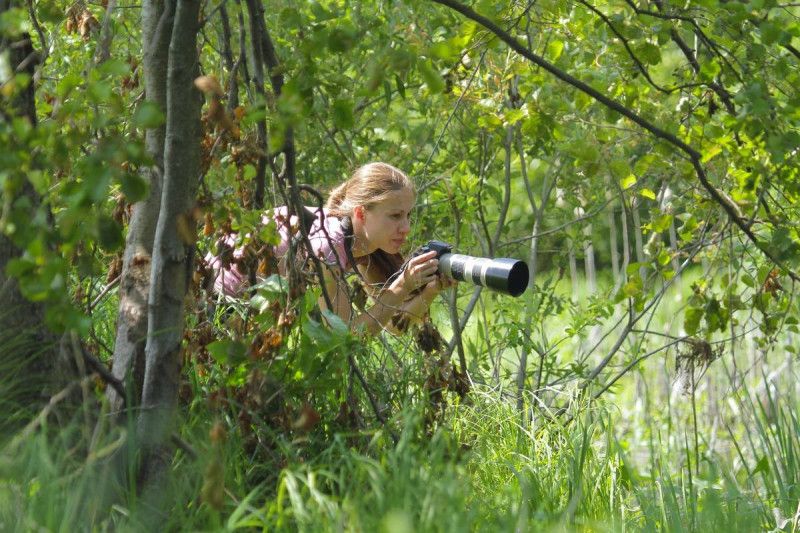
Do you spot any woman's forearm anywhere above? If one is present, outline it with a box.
[351,286,411,335]
[354,287,438,335]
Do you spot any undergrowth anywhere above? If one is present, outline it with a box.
[1,376,797,531]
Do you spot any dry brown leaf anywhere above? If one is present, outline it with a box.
[292,403,321,432]
[203,212,214,236]
[194,75,224,97]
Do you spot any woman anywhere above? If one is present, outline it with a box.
[208,162,452,335]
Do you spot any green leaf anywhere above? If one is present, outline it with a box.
[279,7,302,27]
[418,60,445,94]
[0,7,31,36]
[332,98,354,129]
[620,174,637,190]
[635,42,661,65]
[327,25,358,53]
[207,340,247,365]
[96,215,124,252]
[429,40,459,61]
[759,21,782,45]
[769,227,800,261]
[651,214,673,233]
[609,158,630,179]
[622,278,641,297]
[657,248,672,267]
[639,188,656,200]
[252,274,288,300]
[133,101,165,129]
[752,455,770,476]
[547,40,564,61]
[504,108,525,125]
[56,73,82,99]
[97,59,130,78]
[322,309,349,336]
[701,145,722,163]
[700,59,721,81]
[704,298,728,333]
[684,307,703,335]
[119,172,148,203]
[304,318,332,345]
[394,75,406,99]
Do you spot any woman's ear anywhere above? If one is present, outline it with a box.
[353,205,365,222]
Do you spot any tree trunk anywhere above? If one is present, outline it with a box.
[137,0,202,485]
[615,189,631,295]
[607,188,620,284]
[583,220,596,294]
[108,0,172,413]
[631,196,646,282]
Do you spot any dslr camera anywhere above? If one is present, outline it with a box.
[413,240,529,297]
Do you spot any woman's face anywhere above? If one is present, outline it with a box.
[360,187,415,254]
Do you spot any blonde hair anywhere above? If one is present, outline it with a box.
[326,162,415,217]
[326,162,414,288]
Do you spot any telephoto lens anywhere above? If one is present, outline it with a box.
[439,254,529,297]
[415,240,529,297]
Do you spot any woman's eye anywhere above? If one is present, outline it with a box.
[391,214,403,220]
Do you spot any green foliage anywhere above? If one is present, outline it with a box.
[3,0,800,528]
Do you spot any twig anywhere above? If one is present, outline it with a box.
[26,0,48,65]
[497,194,615,249]
[90,275,120,311]
[170,433,198,460]
[592,336,689,401]
[93,0,118,66]
[72,331,127,406]
[8,375,97,451]
[348,354,399,444]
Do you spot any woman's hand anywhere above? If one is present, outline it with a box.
[421,270,456,300]
[391,250,441,297]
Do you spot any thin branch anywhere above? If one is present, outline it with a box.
[25,0,47,65]
[591,336,688,401]
[498,194,615,249]
[576,0,674,94]
[580,230,708,388]
[785,43,800,61]
[93,0,118,66]
[90,275,120,311]
[71,331,127,406]
[8,375,97,452]
[348,353,399,444]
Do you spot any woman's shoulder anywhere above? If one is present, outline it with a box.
[267,206,342,229]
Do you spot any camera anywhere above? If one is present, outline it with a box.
[413,240,529,297]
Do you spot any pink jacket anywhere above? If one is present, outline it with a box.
[206,206,349,296]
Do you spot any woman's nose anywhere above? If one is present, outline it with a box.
[399,218,411,233]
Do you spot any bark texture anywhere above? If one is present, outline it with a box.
[108,0,172,412]
[137,0,202,482]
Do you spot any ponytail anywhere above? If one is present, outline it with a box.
[326,182,350,217]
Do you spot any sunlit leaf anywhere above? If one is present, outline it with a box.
[133,101,165,129]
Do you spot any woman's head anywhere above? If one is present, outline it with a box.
[327,162,416,255]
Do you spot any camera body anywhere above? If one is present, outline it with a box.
[413,239,453,260]
[411,240,529,297]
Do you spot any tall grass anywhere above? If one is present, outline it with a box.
[1,375,798,531]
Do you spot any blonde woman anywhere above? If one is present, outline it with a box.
[208,162,452,334]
